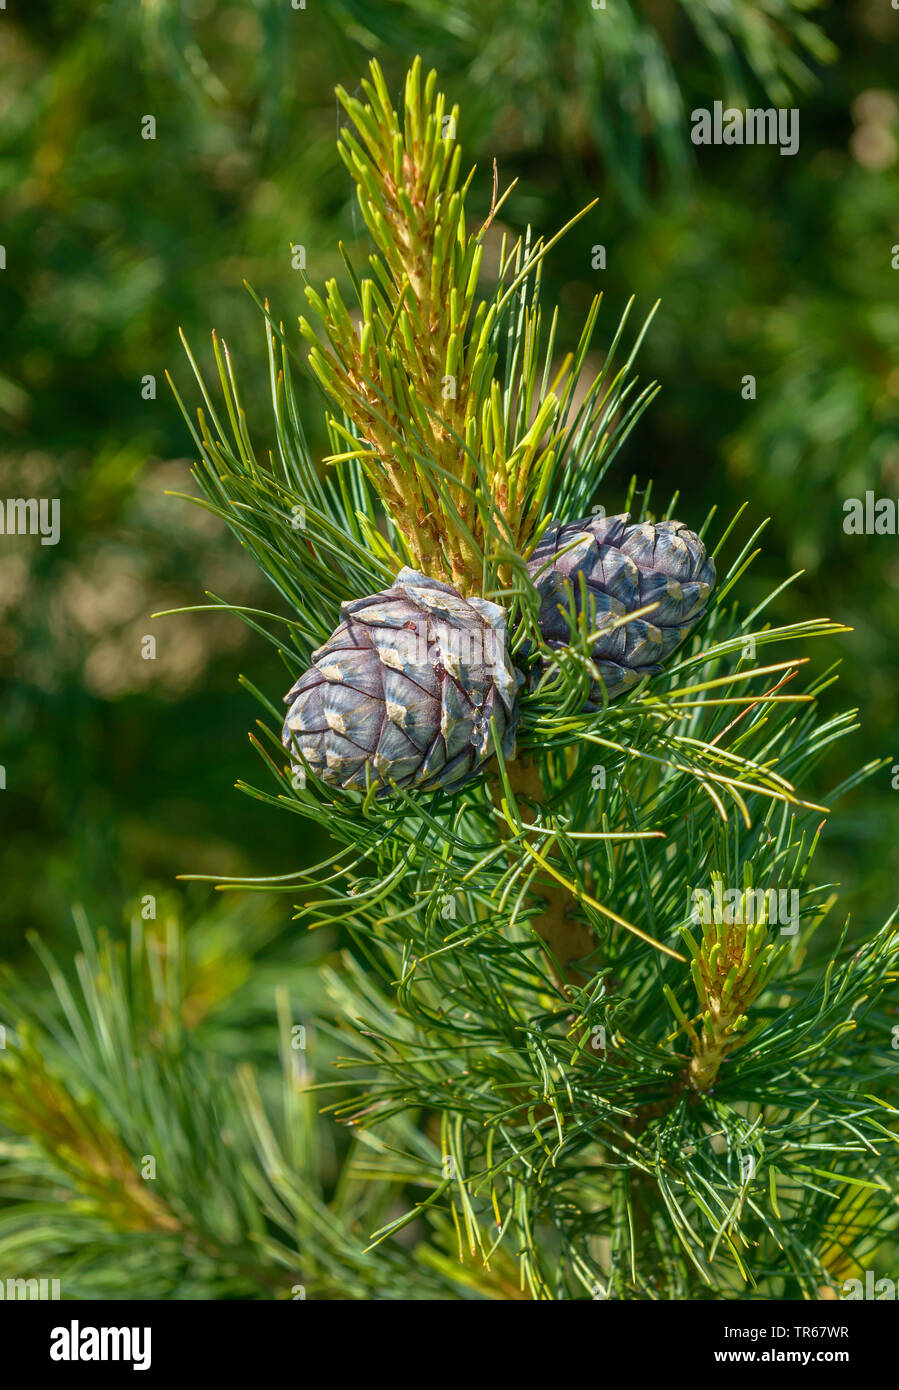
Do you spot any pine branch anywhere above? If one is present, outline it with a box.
[673,870,788,1092]
[295,58,645,594]
[0,905,472,1299]
[156,57,899,1298]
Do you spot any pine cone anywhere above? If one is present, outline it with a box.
[283,568,518,793]
[527,512,715,706]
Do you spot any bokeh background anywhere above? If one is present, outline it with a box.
[2,0,897,979]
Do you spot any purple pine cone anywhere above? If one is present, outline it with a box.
[527,512,716,706]
[283,568,518,793]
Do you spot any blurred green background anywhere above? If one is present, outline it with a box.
[2,0,897,971]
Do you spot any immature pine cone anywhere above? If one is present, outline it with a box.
[527,512,715,706]
[283,568,518,793]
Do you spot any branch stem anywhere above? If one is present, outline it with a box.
[504,757,598,991]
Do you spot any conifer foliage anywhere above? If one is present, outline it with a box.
[1,57,896,1301]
